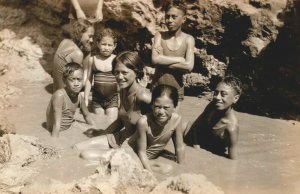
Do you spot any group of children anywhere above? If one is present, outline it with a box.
[46,1,242,173]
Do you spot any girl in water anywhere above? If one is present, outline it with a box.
[74,51,151,159]
[128,84,185,173]
[84,28,118,124]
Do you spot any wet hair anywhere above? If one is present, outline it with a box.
[151,85,179,107]
[95,27,117,43]
[112,51,144,80]
[71,20,93,44]
[219,76,242,95]
[63,62,83,79]
[165,0,187,15]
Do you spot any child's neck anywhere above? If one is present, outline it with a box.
[216,106,233,118]
[64,88,78,101]
[168,28,183,38]
[97,54,112,60]
[125,81,140,95]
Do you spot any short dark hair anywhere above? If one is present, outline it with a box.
[165,0,187,15]
[63,62,82,79]
[219,76,242,95]
[71,20,93,44]
[112,51,144,80]
[151,85,179,107]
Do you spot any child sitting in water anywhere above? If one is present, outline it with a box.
[128,84,185,172]
[47,62,95,138]
[185,76,242,159]
[84,28,118,124]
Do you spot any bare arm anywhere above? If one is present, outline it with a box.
[95,0,104,22]
[70,0,86,19]
[227,126,239,160]
[172,116,185,164]
[71,50,84,65]
[80,94,95,126]
[103,118,124,135]
[136,117,152,172]
[84,56,93,106]
[190,115,203,150]
[169,36,195,72]
[51,92,64,138]
[151,32,185,66]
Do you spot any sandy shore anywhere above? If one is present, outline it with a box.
[1,81,300,194]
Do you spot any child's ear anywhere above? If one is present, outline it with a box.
[233,94,240,104]
[183,15,187,23]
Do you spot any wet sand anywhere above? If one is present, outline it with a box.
[2,81,300,194]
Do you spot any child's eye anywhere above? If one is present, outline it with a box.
[221,92,227,97]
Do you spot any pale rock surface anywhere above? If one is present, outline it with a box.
[151,173,224,194]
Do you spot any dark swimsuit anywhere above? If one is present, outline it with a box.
[152,32,189,101]
[106,87,149,148]
[91,56,118,109]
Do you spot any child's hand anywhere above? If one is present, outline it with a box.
[94,9,103,22]
[76,9,86,20]
[86,115,96,127]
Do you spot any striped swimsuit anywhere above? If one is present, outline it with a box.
[91,56,118,109]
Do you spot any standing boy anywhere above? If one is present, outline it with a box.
[152,1,195,111]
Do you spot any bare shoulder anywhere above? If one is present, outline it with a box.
[184,33,195,44]
[52,89,65,106]
[172,112,181,121]
[225,112,239,133]
[53,89,65,99]
[136,87,151,104]
[136,115,149,132]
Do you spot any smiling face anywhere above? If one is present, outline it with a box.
[152,94,175,125]
[80,26,94,53]
[97,36,116,57]
[64,69,84,94]
[165,7,186,32]
[113,63,137,89]
[213,82,240,111]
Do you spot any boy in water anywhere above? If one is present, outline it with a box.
[47,62,95,138]
[185,76,242,159]
[152,1,195,111]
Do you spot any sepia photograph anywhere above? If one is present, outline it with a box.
[0,0,299,193]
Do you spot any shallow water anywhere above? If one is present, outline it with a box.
[2,82,300,194]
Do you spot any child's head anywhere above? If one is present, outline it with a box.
[112,51,144,88]
[95,28,117,57]
[151,85,178,124]
[72,20,94,53]
[213,76,242,110]
[63,62,84,94]
[165,1,186,32]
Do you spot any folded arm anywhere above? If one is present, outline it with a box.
[152,32,186,66]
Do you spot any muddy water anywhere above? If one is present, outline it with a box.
[2,82,300,194]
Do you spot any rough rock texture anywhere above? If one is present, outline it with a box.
[71,148,157,194]
[0,135,11,164]
[151,173,224,194]
[0,117,15,136]
[20,148,224,194]
[0,134,59,192]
